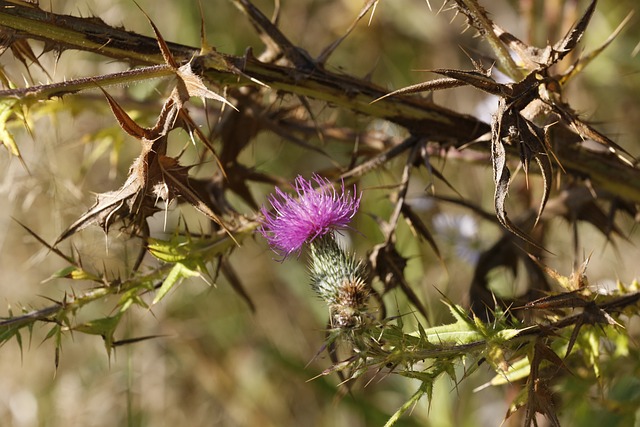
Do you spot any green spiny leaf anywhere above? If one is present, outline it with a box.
[117,285,152,312]
[383,385,427,427]
[584,329,601,378]
[147,229,247,264]
[0,100,24,160]
[74,313,123,337]
[43,324,60,342]
[46,266,100,282]
[0,323,21,346]
[483,356,531,389]
[74,313,123,356]
[152,262,200,305]
[147,236,192,263]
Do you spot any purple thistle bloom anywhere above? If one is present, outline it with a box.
[259,174,361,258]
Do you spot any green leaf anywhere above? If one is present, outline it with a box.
[416,302,483,344]
[147,236,192,263]
[117,286,151,312]
[0,100,23,158]
[43,324,60,342]
[480,356,531,389]
[495,326,532,342]
[152,262,200,305]
[46,266,100,282]
[0,324,20,345]
[383,385,427,427]
[74,313,123,337]
[147,229,249,264]
[74,313,124,357]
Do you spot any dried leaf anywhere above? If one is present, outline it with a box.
[133,0,178,68]
[491,99,546,249]
[136,0,236,112]
[99,87,148,139]
[549,102,635,165]
[368,242,428,320]
[561,10,634,84]
[450,0,522,79]
[175,62,237,111]
[371,78,465,104]
[400,203,441,260]
[220,258,255,312]
[7,38,52,81]
[493,25,552,71]
[520,119,553,227]
[551,0,597,63]
[431,68,505,96]
[522,341,565,427]
[232,0,315,69]
[55,160,148,244]
[157,154,231,236]
[491,104,513,232]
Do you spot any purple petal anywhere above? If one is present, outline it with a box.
[258,174,361,258]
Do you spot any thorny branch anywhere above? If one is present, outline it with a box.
[0,1,639,203]
[0,0,639,425]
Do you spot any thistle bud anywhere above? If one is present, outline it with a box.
[309,236,370,328]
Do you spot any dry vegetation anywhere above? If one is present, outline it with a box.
[1,0,640,426]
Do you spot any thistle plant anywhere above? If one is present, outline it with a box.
[1,1,640,426]
[259,174,371,329]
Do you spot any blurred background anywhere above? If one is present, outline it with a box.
[0,0,639,426]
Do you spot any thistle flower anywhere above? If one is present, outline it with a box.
[259,174,371,329]
[259,174,361,258]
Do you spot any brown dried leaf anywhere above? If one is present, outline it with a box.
[55,154,152,244]
[368,242,428,320]
[491,104,515,234]
[575,200,626,241]
[525,289,589,311]
[491,99,547,249]
[8,39,51,81]
[220,258,255,312]
[519,341,564,427]
[400,203,441,261]
[520,119,553,227]
[493,25,552,71]
[431,68,505,96]
[136,0,236,112]
[133,0,178,68]
[232,0,314,69]
[560,10,634,84]
[551,0,597,64]
[158,154,230,235]
[176,62,237,111]
[549,102,635,165]
[370,78,465,104]
[99,87,148,140]
[176,109,225,176]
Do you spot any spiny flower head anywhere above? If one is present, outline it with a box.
[259,174,361,258]
[308,236,370,328]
